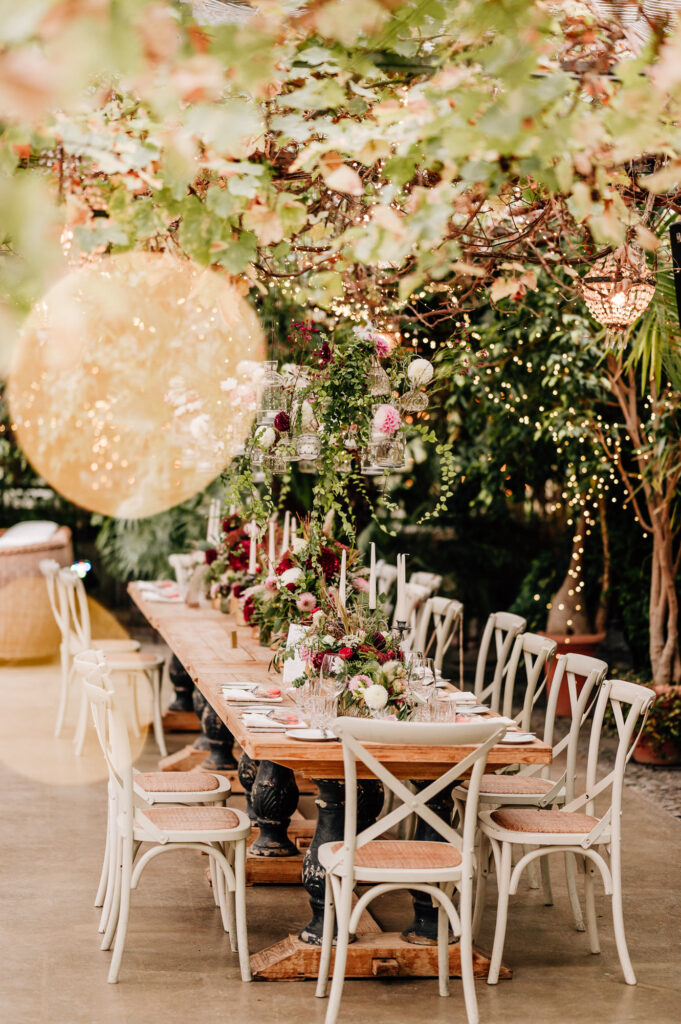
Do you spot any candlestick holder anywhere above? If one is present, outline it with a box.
[394,620,410,643]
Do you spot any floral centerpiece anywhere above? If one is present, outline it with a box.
[287,605,418,720]
[205,514,262,607]
[243,525,365,645]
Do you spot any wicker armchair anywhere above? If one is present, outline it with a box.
[0,526,73,660]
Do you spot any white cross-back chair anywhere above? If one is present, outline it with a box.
[315,717,507,1024]
[391,581,430,652]
[473,611,527,711]
[55,567,167,756]
[375,560,398,616]
[40,560,141,738]
[168,551,203,598]
[74,650,232,937]
[414,596,464,683]
[409,571,443,598]
[477,679,654,987]
[455,650,606,915]
[75,650,251,984]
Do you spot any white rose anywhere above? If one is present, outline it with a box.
[363,684,388,710]
[382,659,406,682]
[407,358,434,387]
[322,634,335,645]
[254,426,276,449]
[291,536,307,554]
[280,567,304,586]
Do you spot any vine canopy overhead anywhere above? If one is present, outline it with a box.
[3,0,681,349]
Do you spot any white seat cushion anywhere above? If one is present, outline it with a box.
[0,521,58,549]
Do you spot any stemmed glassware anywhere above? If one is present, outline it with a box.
[320,653,347,698]
[407,651,436,720]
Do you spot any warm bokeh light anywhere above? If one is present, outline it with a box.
[9,251,264,517]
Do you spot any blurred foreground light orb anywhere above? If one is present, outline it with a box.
[9,252,264,517]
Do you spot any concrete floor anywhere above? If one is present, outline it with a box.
[1,656,680,1024]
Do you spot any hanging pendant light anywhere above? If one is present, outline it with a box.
[581,244,656,346]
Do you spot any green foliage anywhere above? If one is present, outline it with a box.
[93,494,209,582]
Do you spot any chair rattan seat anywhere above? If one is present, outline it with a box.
[462,774,555,796]
[330,839,462,871]
[490,807,599,835]
[140,806,240,831]
[135,771,221,793]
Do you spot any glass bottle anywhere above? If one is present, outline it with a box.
[257,360,284,425]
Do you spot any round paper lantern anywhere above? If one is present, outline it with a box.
[9,252,264,517]
[581,244,656,343]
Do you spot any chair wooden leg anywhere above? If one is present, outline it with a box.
[525,844,540,889]
[459,878,479,1024]
[55,653,71,738]
[316,873,335,999]
[472,834,489,942]
[234,840,251,982]
[95,794,112,908]
[130,673,142,736]
[73,686,89,756]
[101,833,122,950]
[324,877,353,1024]
[437,897,450,997]
[584,861,600,954]
[99,813,118,934]
[149,669,167,757]
[565,853,586,931]
[610,845,636,984]
[108,835,133,983]
[488,841,512,986]
[209,855,220,907]
[540,852,553,906]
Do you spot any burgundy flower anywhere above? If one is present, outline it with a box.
[338,647,354,660]
[274,411,290,432]
[242,596,255,624]
[222,515,240,533]
[276,555,294,575]
[205,548,218,565]
[232,584,243,599]
[312,650,332,670]
[318,547,340,581]
[371,631,386,650]
[377,652,391,664]
[317,341,332,368]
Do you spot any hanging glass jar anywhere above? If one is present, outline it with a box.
[368,356,390,397]
[399,388,429,412]
[337,454,353,473]
[296,431,322,460]
[360,442,385,476]
[257,360,285,425]
[264,447,287,475]
[376,433,406,469]
[298,459,321,474]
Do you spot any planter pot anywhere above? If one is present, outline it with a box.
[541,632,606,718]
[633,735,681,766]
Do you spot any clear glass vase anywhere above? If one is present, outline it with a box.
[257,360,284,425]
[399,388,429,412]
[296,431,322,460]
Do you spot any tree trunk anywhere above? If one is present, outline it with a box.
[594,499,611,634]
[649,513,681,685]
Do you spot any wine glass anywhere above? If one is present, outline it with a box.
[320,653,346,697]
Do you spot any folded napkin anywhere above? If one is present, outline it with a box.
[139,588,183,603]
[222,688,282,702]
[449,690,477,702]
[243,712,306,730]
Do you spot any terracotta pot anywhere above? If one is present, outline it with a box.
[541,632,606,718]
[633,735,681,766]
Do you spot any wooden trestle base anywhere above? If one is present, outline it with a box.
[158,743,317,794]
[250,905,512,981]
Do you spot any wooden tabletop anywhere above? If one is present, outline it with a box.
[129,583,552,779]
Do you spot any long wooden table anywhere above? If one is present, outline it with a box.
[130,584,552,982]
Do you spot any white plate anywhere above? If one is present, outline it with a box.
[285,728,337,742]
[222,693,283,704]
[499,731,536,744]
[458,705,489,715]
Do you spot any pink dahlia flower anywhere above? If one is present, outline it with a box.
[373,404,401,436]
[296,591,317,612]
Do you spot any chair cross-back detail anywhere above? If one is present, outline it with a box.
[473,611,526,711]
[315,717,507,1024]
[391,581,430,652]
[40,559,74,736]
[414,596,464,684]
[499,632,557,729]
[56,567,166,756]
[409,571,443,598]
[478,679,655,987]
[76,652,252,985]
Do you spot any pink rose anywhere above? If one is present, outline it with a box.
[374,335,391,358]
[265,575,278,591]
[348,673,371,692]
[353,576,370,593]
[296,591,316,612]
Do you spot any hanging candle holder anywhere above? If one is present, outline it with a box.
[298,458,321,474]
[376,433,406,469]
[257,360,285,425]
[399,388,429,412]
[581,244,656,347]
[296,430,322,461]
[368,355,390,397]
